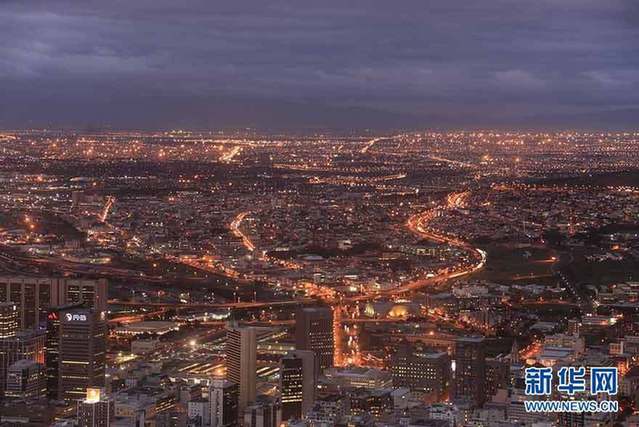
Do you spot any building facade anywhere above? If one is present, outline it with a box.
[58,307,107,402]
[280,350,316,421]
[453,337,486,408]
[0,329,45,397]
[391,342,451,401]
[225,325,256,414]
[295,306,334,372]
[210,379,239,427]
[77,388,114,427]
[5,359,46,400]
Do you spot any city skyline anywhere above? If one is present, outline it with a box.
[0,128,638,425]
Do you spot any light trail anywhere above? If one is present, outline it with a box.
[230,211,255,252]
[399,191,486,292]
[428,155,478,169]
[220,146,242,162]
[108,299,313,310]
[99,196,115,222]
[360,137,383,154]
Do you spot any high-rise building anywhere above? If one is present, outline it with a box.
[0,329,45,397]
[280,350,316,421]
[77,388,114,427]
[5,359,46,401]
[243,396,281,427]
[0,302,19,338]
[0,277,107,330]
[59,307,107,402]
[225,325,256,414]
[295,306,334,372]
[391,342,451,401]
[453,337,486,408]
[209,379,239,427]
[45,303,84,400]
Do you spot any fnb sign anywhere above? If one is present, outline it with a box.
[65,313,87,322]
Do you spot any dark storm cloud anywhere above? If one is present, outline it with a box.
[1,0,638,129]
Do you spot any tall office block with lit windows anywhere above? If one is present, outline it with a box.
[280,350,316,421]
[45,303,84,399]
[391,342,451,401]
[295,306,334,372]
[58,307,107,402]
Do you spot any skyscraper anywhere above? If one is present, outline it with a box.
[77,388,114,427]
[0,277,107,330]
[225,325,256,414]
[59,307,107,402]
[453,336,486,408]
[210,379,239,427]
[295,306,334,372]
[280,350,316,421]
[45,303,84,399]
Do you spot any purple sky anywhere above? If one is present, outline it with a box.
[1,0,638,130]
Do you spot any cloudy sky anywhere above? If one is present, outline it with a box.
[1,0,638,130]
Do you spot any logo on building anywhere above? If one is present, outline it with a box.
[65,313,87,322]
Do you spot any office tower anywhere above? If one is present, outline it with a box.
[0,277,107,329]
[0,329,45,397]
[225,325,256,413]
[77,388,114,427]
[45,303,84,399]
[210,379,239,427]
[243,396,281,427]
[5,359,46,400]
[295,306,334,372]
[391,342,451,401]
[59,307,107,402]
[280,350,316,421]
[0,302,19,338]
[453,337,486,408]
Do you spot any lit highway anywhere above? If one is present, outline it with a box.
[230,211,255,252]
[108,298,314,310]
